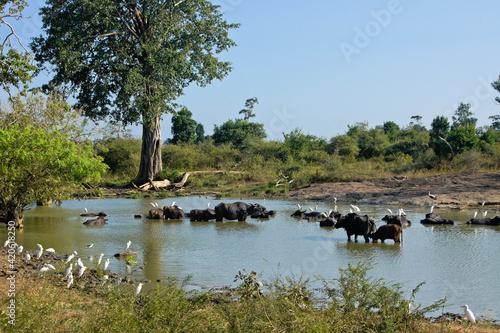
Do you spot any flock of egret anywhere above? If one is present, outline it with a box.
[4,238,143,297]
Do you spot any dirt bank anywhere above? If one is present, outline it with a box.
[286,172,500,211]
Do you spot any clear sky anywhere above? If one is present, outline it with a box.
[7,0,500,141]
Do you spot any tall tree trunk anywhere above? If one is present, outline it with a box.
[136,116,162,184]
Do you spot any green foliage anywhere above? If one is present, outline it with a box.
[1,90,91,143]
[238,96,259,121]
[0,0,35,97]
[447,123,480,154]
[234,269,264,300]
[171,108,198,144]
[490,115,500,130]
[96,138,141,179]
[0,124,107,225]
[429,115,451,158]
[212,118,267,148]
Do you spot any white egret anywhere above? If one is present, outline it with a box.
[64,264,73,278]
[430,206,434,213]
[38,266,50,275]
[473,211,478,219]
[297,204,302,210]
[460,304,476,324]
[428,191,436,200]
[77,257,84,268]
[171,201,176,207]
[104,258,110,270]
[66,254,75,263]
[97,253,104,267]
[36,244,43,259]
[78,266,86,278]
[46,248,55,253]
[207,202,211,208]
[3,239,10,247]
[25,253,31,261]
[67,273,73,288]
[84,207,88,213]
[102,275,109,286]
[483,211,488,217]
[135,283,143,297]
[17,245,23,254]
[126,241,132,251]
[481,201,485,208]
[387,209,393,214]
[86,244,94,248]
[150,202,155,207]
[73,251,78,256]
[44,263,56,270]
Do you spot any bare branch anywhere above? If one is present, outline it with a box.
[1,18,29,53]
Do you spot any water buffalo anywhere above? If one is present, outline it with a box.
[83,217,108,225]
[319,217,336,227]
[334,213,377,242]
[163,205,185,219]
[251,210,276,218]
[215,202,265,222]
[148,208,164,219]
[381,214,411,226]
[80,211,107,217]
[420,212,454,225]
[369,224,402,243]
[466,216,500,225]
[189,208,217,221]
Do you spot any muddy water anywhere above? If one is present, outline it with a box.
[3,197,499,319]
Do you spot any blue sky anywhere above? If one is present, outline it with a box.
[6,0,500,141]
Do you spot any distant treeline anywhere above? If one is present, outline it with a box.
[97,102,500,190]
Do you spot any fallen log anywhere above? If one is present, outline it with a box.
[174,171,249,189]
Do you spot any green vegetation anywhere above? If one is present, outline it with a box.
[0,0,35,98]
[6,261,489,332]
[94,100,500,196]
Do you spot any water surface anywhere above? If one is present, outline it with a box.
[3,197,499,319]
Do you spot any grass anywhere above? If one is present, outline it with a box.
[2,261,498,332]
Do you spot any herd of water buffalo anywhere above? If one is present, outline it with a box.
[81,201,500,244]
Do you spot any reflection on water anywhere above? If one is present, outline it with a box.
[2,197,499,319]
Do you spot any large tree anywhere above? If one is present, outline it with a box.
[31,0,238,184]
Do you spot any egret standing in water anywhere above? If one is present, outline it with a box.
[460,304,476,324]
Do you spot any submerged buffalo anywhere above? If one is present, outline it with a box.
[189,208,217,221]
[83,217,108,226]
[163,205,185,220]
[369,224,402,243]
[466,216,500,225]
[215,202,266,222]
[420,212,454,225]
[334,213,377,242]
[148,208,164,219]
[382,214,411,226]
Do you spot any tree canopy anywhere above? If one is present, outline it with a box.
[31,0,239,183]
[0,124,107,227]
